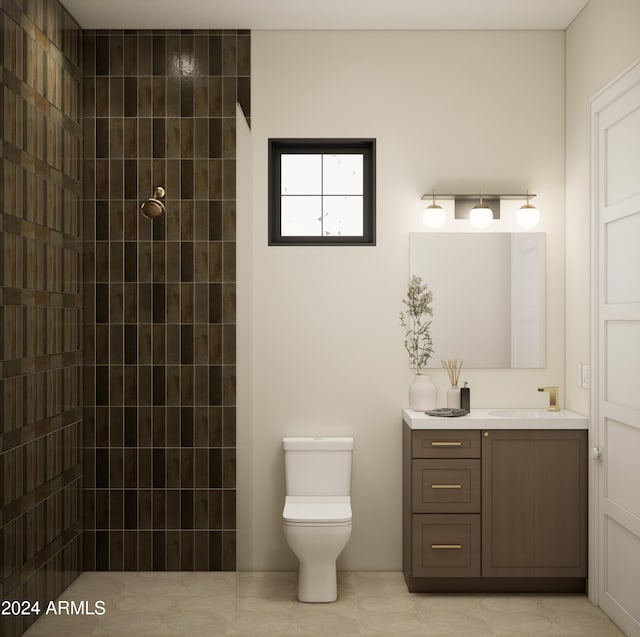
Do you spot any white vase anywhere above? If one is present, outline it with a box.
[409,373,437,411]
[446,386,461,409]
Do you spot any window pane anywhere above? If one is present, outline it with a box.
[281,196,322,236]
[322,196,364,237]
[281,155,322,195]
[322,154,363,195]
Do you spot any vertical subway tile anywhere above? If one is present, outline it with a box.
[124,324,137,364]
[180,490,194,528]
[167,449,180,488]
[138,34,152,74]
[110,407,124,446]
[180,33,195,75]
[124,531,138,569]
[152,366,165,406]
[153,77,166,116]
[124,119,138,158]
[124,159,138,199]
[80,27,244,578]
[222,34,237,76]
[96,531,110,570]
[96,118,109,158]
[110,76,124,116]
[209,35,222,75]
[123,35,138,75]
[194,77,209,116]
[166,34,181,76]
[138,365,151,406]
[138,76,152,117]
[181,325,194,364]
[180,77,194,117]
[167,493,180,531]
[109,34,124,75]
[152,530,166,570]
[238,34,250,76]
[124,77,137,117]
[110,530,124,570]
[166,77,180,117]
[139,531,152,569]
[96,35,110,75]
[139,407,152,447]
[152,118,166,158]
[152,34,166,75]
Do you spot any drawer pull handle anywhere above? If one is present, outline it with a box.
[431,484,462,489]
[431,544,462,550]
[431,441,462,447]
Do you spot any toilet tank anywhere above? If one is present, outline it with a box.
[283,437,354,496]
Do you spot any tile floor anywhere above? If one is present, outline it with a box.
[23,571,624,636]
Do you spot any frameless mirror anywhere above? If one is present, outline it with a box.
[410,232,546,369]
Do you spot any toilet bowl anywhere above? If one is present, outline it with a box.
[282,438,354,603]
[283,496,352,602]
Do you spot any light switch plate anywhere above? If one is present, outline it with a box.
[577,363,583,388]
[582,364,590,390]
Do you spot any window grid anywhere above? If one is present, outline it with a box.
[269,139,376,246]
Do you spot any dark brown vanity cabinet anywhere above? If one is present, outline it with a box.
[403,425,588,593]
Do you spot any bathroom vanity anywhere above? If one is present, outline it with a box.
[402,409,588,593]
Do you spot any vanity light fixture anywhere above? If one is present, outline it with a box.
[420,191,539,229]
[469,189,493,229]
[516,191,540,228]
[422,189,446,228]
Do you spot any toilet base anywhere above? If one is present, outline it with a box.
[298,561,337,603]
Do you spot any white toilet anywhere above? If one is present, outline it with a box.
[282,437,354,603]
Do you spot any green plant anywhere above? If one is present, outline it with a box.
[400,275,434,372]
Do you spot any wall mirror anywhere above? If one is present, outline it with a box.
[409,232,546,369]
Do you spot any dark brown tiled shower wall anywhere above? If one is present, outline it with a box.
[81,30,249,571]
[0,1,83,636]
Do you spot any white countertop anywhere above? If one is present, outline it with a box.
[403,408,588,429]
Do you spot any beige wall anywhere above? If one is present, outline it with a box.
[239,30,566,570]
[565,0,640,415]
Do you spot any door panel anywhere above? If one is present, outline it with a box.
[592,58,640,636]
[604,104,640,205]
[605,418,640,518]
[606,212,640,304]
[605,517,640,625]
[605,320,640,410]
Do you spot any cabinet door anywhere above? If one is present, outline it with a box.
[482,430,587,577]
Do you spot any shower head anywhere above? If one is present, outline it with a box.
[140,186,166,219]
[140,198,165,219]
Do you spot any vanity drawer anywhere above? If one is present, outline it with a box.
[412,514,480,577]
[412,430,481,458]
[412,459,480,513]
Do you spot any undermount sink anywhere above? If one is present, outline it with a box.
[488,409,566,419]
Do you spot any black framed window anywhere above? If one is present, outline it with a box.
[268,138,376,245]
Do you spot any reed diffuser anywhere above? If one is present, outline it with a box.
[442,359,463,409]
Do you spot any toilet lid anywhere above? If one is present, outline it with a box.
[283,496,352,524]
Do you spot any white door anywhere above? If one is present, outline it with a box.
[591,59,640,636]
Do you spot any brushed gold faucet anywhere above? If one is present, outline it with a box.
[538,386,559,411]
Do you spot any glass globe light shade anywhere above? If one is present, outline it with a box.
[423,205,446,228]
[516,203,540,228]
[469,204,493,229]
